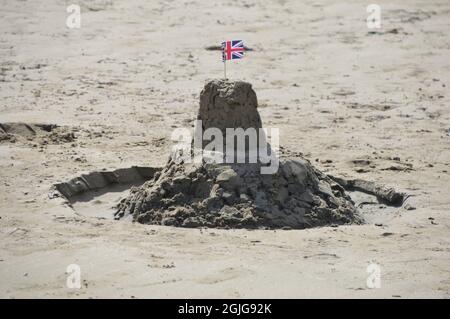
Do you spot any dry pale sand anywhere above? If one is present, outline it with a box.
[1,0,450,298]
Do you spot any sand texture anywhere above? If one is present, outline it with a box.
[1,0,450,298]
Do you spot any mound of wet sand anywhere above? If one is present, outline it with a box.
[0,123,75,144]
[115,80,361,229]
[197,80,262,138]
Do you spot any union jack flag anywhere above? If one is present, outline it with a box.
[221,40,245,61]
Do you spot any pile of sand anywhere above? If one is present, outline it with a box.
[115,80,361,229]
[0,123,75,144]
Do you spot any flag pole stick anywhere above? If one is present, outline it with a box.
[224,59,226,79]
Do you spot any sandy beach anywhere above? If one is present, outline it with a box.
[1,0,450,298]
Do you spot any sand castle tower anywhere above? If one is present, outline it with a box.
[115,80,361,229]
[196,80,262,148]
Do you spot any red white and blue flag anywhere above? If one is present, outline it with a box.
[221,40,245,61]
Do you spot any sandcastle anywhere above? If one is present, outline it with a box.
[115,80,361,229]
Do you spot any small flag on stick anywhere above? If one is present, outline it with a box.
[221,40,245,79]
